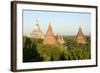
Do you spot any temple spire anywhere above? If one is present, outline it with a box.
[46,22,54,36]
[36,18,39,25]
[75,26,86,44]
[57,35,65,45]
[29,18,44,39]
[78,26,83,36]
[43,22,57,45]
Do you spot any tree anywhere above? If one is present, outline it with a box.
[23,37,42,62]
[60,52,65,60]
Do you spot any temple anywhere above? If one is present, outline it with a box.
[43,22,65,45]
[57,35,65,45]
[27,19,87,45]
[75,26,86,44]
[43,22,57,45]
[29,19,44,39]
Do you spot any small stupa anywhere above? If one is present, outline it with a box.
[43,22,57,45]
[30,19,44,39]
[75,26,86,44]
[57,35,65,45]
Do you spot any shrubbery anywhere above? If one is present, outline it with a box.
[23,36,91,62]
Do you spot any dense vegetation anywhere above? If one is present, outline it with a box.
[23,36,91,62]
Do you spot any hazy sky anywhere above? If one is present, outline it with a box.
[23,10,91,36]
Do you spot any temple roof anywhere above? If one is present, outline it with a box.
[45,22,55,37]
[76,26,84,37]
[43,22,57,45]
[76,26,86,44]
[29,19,44,39]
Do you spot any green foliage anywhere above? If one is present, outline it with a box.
[35,39,43,44]
[23,37,43,62]
[23,36,91,62]
[36,44,62,61]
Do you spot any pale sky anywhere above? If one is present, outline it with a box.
[23,10,91,36]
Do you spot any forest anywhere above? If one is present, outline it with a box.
[23,36,91,62]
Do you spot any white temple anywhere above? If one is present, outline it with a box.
[29,19,44,39]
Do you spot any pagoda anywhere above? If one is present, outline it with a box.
[57,35,65,45]
[30,19,44,39]
[75,26,86,44]
[43,22,57,45]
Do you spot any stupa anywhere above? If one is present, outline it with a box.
[75,26,86,44]
[43,22,57,45]
[57,35,65,45]
[30,19,44,39]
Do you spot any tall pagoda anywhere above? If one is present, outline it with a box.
[75,26,86,44]
[43,22,57,45]
[30,19,44,39]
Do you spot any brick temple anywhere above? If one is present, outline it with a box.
[43,22,57,45]
[28,19,86,45]
[43,22,65,45]
[75,27,86,44]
